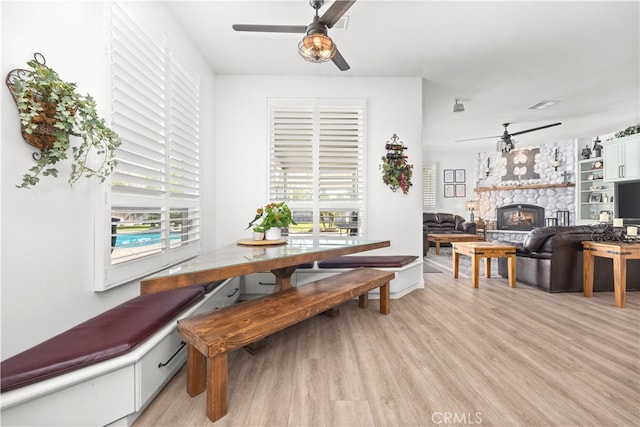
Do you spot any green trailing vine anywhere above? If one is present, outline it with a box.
[7,53,121,188]
[381,133,413,194]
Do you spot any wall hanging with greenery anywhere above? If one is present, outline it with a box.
[380,133,413,194]
[5,53,121,189]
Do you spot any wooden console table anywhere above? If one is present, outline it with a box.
[582,241,640,308]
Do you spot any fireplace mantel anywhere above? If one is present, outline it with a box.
[475,183,575,192]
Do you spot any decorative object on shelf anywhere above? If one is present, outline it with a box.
[556,210,570,226]
[592,160,603,169]
[485,157,491,177]
[589,193,602,203]
[581,144,592,160]
[552,148,560,171]
[599,211,611,222]
[380,133,413,194]
[246,202,296,240]
[466,200,477,223]
[591,223,639,243]
[6,53,121,189]
[592,137,602,158]
[614,124,640,138]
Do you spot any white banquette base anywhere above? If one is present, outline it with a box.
[0,279,240,427]
[235,259,424,300]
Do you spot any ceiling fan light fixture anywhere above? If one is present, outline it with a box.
[298,33,336,63]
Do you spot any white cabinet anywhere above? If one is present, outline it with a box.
[577,157,614,223]
[603,134,640,182]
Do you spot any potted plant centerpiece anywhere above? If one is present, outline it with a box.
[247,202,296,241]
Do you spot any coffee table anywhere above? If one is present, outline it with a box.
[427,233,482,255]
[452,241,517,288]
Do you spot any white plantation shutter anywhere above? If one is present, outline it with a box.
[269,99,366,239]
[423,163,436,210]
[270,107,315,201]
[318,108,364,201]
[103,2,201,289]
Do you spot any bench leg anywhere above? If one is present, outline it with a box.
[206,352,228,422]
[186,343,206,397]
[359,292,369,309]
[379,281,390,315]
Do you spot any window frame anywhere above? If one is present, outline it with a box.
[267,98,367,240]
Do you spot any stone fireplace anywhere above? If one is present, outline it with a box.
[496,204,545,231]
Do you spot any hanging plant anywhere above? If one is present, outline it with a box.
[380,133,413,194]
[6,53,121,189]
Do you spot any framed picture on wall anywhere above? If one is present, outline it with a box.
[455,169,466,183]
[455,184,466,197]
[444,169,455,183]
[444,184,455,198]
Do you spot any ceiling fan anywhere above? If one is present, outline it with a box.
[232,0,356,71]
[456,122,562,152]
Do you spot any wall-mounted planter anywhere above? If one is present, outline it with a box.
[6,53,121,188]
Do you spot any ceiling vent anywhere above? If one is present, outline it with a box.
[332,16,349,30]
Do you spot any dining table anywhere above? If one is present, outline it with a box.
[140,237,391,295]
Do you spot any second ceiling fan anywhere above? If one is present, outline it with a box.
[457,122,562,152]
[232,0,356,71]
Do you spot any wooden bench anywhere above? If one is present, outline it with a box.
[177,267,395,422]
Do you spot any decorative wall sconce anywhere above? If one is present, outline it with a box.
[553,148,560,171]
[485,157,491,176]
[466,200,478,223]
[380,133,413,194]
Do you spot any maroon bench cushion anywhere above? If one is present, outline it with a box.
[317,255,418,269]
[0,286,205,393]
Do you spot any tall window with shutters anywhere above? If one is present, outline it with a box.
[268,99,366,239]
[422,163,437,211]
[101,2,201,289]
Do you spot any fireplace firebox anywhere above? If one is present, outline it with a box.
[496,204,545,231]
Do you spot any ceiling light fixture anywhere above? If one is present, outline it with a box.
[298,32,336,63]
[453,98,465,113]
[298,1,336,64]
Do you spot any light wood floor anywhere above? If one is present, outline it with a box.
[133,271,640,427]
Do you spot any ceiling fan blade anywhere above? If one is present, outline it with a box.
[232,24,307,33]
[331,48,350,71]
[509,122,562,137]
[320,0,357,28]
[455,135,502,142]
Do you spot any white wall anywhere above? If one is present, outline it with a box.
[214,76,424,256]
[0,2,216,359]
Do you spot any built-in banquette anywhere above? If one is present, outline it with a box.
[0,280,239,426]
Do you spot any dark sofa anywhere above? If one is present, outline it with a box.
[423,212,476,255]
[496,225,640,292]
